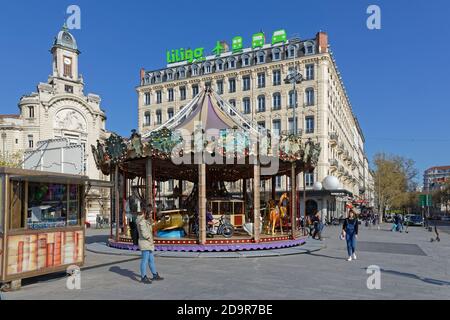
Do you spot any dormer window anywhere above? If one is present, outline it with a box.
[242,54,250,67]
[216,59,224,71]
[287,45,297,59]
[155,73,162,82]
[256,51,265,64]
[272,48,281,61]
[192,65,199,76]
[227,57,236,69]
[166,71,173,81]
[178,68,186,79]
[304,41,315,55]
[204,62,212,74]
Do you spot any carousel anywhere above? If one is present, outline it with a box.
[92,88,321,252]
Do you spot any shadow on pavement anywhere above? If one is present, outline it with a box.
[363,268,450,286]
[307,252,347,261]
[85,234,110,244]
[109,266,141,282]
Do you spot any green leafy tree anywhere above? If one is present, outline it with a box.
[0,151,23,168]
[373,153,418,221]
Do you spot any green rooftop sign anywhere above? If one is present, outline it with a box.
[166,29,289,64]
[166,47,205,64]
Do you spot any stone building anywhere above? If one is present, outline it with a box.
[135,30,374,219]
[0,26,110,223]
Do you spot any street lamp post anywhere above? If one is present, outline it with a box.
[284,60,303,229]
[284,67,303,134]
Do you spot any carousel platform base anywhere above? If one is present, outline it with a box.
[107,235,308,253]
[88,237,324,258]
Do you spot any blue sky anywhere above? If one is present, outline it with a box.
[0,0,449,182]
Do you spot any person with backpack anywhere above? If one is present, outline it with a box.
[342,209,359,261]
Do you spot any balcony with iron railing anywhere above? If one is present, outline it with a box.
[329,159,338,168]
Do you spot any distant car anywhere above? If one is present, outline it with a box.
[441,216,450,222]
[405,214,424,226]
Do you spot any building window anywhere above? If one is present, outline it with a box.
[287,46,296,59]
[192,65,199,76]
[180,86,186,100]
[15,138,18,144]
[65,85,73,93]
[167,72,173,80]
[272,48,281,61]
[156,110,162,125]
[216,60,224,71]
[156,90,162,104]
[305,42,315,55]
[288,90,298,108]
[305,116,315,134]
[216,80,223,94]
[257,73,265,88]
[272,93,281,110]
[28,135,34,148]
[192,84,199,98]
[272,119,281,135]
[242,55,250,66]
[178,68,186,78]
[63,56,72,77]
[273,69,281,86]
[306,64,314,80]
[305,172,314,187]
[257,95,266,112]
[228,58,236,69]
[168,108,174,119]
[144,112,151,126]
[144,92,151,105]
[168,88,174,102]
[28,106,35,118]
[288,117,298,134]
[228,78,236,93]
[257,52,265,64]
[242,76,251,91]
[243,98,251,114]
[204,63,212,74]
[306,88,315,106]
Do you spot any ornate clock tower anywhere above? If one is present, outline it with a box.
[51,24,80,82]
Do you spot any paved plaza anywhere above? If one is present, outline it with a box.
[2,223,450,300]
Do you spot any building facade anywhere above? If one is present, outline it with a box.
[424,165,450,192]
[136,30,374,219]
[0,26,110,223]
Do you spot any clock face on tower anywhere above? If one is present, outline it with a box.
[64,57,72,65]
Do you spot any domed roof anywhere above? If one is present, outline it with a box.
[53,24,78,51]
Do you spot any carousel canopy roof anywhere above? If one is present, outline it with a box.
[144,88,262,138]
[91,87,322,181]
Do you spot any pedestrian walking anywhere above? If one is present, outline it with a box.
[342,209,359,261]
[312,210,323,240]
[137,209,164,284]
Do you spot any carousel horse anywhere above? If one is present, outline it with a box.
[268,193,289,236]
